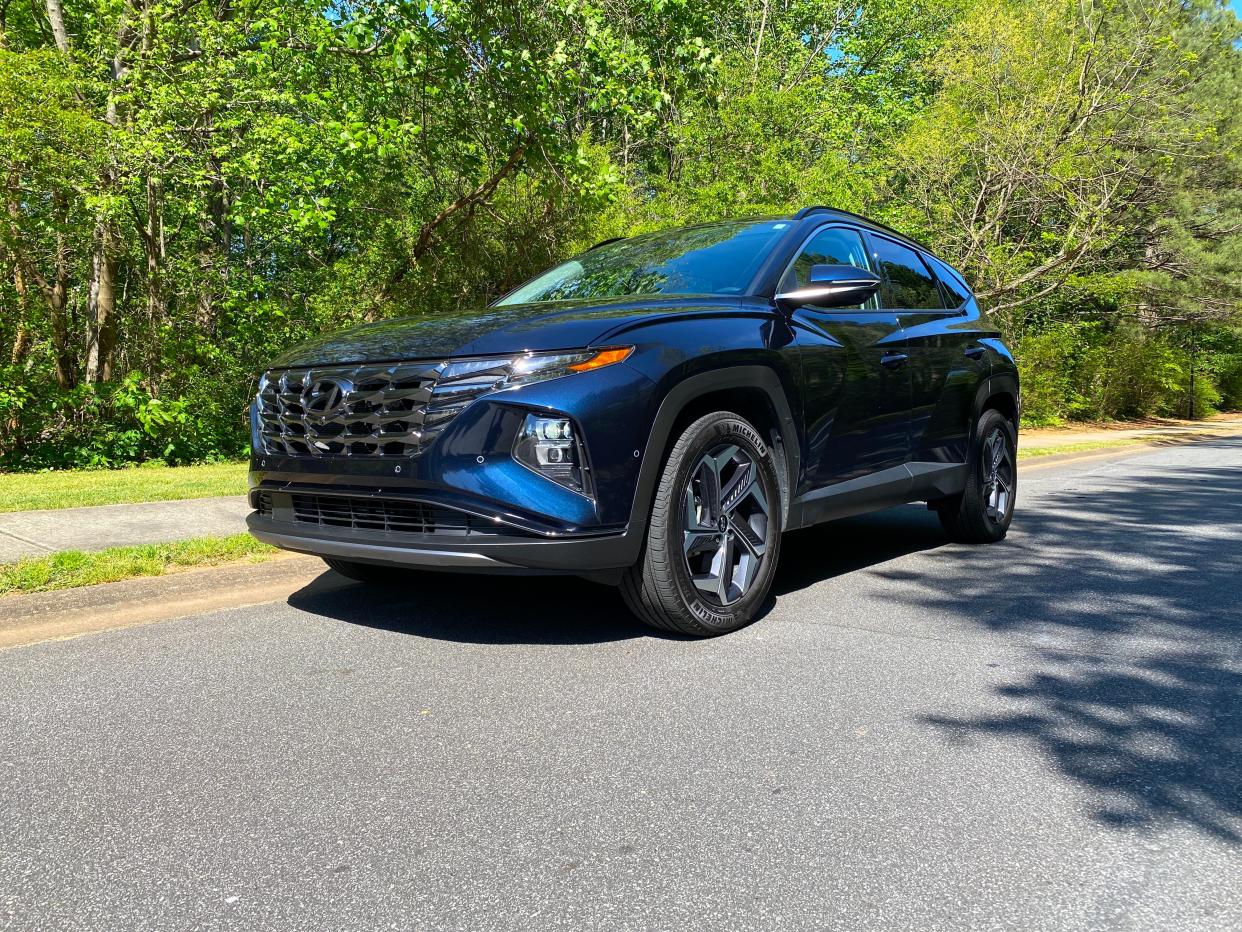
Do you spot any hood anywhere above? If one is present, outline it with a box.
[267,295,743,369]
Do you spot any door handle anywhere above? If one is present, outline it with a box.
[964,345,986,360]
[880,352,908,368]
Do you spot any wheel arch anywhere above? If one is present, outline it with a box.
[623,367,801,551]
[973,373,1020,433]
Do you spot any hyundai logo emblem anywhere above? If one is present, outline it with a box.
[301,378,349,418]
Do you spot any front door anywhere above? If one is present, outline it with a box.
[785,225,913,493]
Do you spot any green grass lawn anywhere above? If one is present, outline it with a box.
[0,461,248,512]
[0,533,278,595]
[1018,437,1153,460]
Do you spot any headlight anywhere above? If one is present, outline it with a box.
[507,346,633,387]
[513,414,591,496]
[434,346,633,395]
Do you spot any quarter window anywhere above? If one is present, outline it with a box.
[873,236,945,309]
[926,254,971,308]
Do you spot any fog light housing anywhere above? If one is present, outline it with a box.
[513,414,590,495]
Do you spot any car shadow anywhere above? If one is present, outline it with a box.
[772,504,947,595]
[286,570,656,645]
[285,505,949,646]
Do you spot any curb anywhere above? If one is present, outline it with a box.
[1020,428,1242,470]
[0,554,324,651]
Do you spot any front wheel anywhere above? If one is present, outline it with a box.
[621,411,782,636]
[936,409,1017,543]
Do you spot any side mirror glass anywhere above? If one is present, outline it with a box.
[776,264,881,310]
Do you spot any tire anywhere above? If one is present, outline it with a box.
[621,411,782,636]
[936,408,1017,543]
[323,557,409,584]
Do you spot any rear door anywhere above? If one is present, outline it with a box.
[871,236,981,465]
[785,225,913,492]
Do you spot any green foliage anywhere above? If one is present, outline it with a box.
[1016,321,1227,425]
[0,0,1239,472]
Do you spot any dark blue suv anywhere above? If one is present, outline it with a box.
[247,207,1018,635]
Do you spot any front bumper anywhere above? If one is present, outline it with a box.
[246,487,637,577]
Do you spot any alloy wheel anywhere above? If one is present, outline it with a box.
[981,427,1015,525]
[681,443,771,605]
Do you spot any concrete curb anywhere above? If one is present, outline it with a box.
[0,554,323,651]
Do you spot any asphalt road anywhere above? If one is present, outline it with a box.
[2,439,1240,931]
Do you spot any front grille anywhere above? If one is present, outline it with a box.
[255,358,511,458]
[264,492,516,537]
[292,494,438,533]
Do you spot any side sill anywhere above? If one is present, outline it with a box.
[789,461,968,529]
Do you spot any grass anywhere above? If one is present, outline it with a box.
[1018,437,1154,460]
[0,460,248,513]
[0,533,278,596]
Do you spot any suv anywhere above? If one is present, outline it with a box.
[247,206,1018,636]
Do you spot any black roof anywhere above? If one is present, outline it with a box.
[587,206,945,266]
[791,205,934,255]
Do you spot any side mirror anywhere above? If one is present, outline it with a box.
[776,264,881,310]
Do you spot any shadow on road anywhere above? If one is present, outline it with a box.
[287,505,948,646]
[773,504,948,596]
[288,441,1241,841]
[903,451,1242,842]
[287,571,654,645]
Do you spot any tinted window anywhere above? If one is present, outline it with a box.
[780,226,873,307]
[495,220,791,305]
[873,236,945,309]
[926,254,971,307]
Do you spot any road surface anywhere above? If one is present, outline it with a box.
[2,438,1240,931]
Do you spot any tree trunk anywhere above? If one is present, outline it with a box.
[45,0,70,53]
[5,186,77,386]
[143,175,165,325]
[83,2,140,384]
[197,156,228,333]
[84,221,119,383]
[9,266,32,365]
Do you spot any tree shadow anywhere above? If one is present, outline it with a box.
[901,445,1242,841]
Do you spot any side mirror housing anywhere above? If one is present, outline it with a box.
[775,264,881,311]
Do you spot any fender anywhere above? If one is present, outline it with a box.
[621,366,801,557]
[972,371,1021,426]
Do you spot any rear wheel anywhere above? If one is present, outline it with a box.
[936,409,1017,543]
[621,412,782,636]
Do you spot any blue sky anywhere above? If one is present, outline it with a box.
[1233,0,1242,17]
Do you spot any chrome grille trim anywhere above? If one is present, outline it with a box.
[255,359,510,458]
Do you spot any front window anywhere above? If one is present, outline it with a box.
[494,220,791,306]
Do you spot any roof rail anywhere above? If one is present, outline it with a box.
[587,236,626,251]
[792,205,933,254]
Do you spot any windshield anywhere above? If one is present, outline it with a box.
[494,220,791,306]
